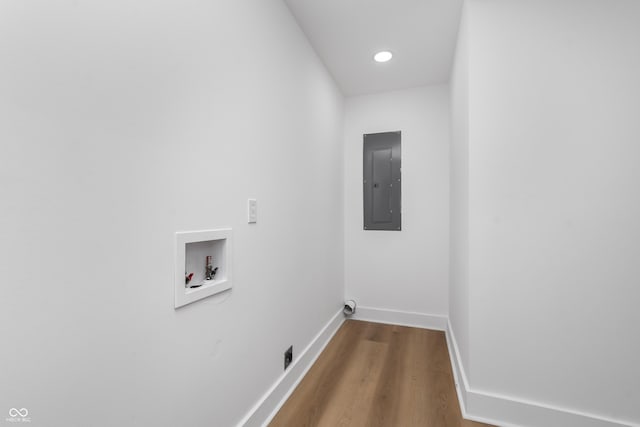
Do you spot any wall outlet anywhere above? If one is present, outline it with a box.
[284,345,293,370]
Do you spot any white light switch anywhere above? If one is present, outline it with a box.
[248,199,257,223]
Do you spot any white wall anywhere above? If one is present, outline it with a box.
[0,1,344,426]
[344,86,450,316]
[451,0,640,425]
[449,3,470,371]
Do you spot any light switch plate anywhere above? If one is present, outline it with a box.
[248,199,257,223]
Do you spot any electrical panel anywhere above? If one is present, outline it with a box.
[363,131,401,231]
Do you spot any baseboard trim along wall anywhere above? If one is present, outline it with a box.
[346,306,637,427]
[238,306,638,427]
[238,308,345,427]
[446,320,638,427]
[350,305,448,331]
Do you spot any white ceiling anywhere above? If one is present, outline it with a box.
[284,0,463,96]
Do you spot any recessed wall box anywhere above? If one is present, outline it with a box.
[175,228,232,308]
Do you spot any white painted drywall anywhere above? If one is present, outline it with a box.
[344,86,450,316]
[451,0,640,424]
[0,1,344,426]
[449,3,470,373]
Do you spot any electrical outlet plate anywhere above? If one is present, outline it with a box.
[284,345,293,370]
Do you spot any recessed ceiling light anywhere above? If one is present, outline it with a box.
[374,51,393,63]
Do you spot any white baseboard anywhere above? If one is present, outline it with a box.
[350,305,448,331]
[238,305,638,427]
[446,320,639,427]
[237,308,345,427]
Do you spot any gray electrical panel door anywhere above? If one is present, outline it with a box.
[363,131,401,230]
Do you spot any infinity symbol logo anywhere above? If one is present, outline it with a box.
[8,408,28,417]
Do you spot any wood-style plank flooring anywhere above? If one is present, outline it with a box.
[270,320,494,427]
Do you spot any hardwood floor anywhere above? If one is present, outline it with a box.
[269,320,494,427]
